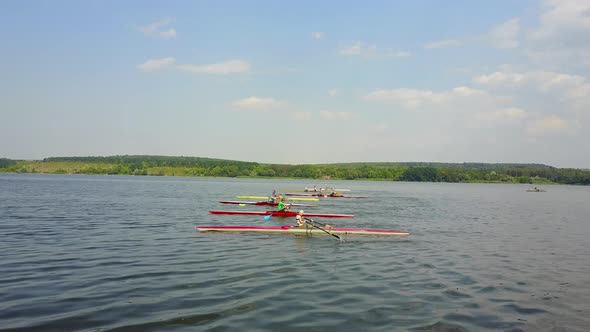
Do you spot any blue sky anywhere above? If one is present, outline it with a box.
[1,0,590,167]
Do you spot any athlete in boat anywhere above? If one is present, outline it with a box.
[296,210,333,229]
[270,190,281,203]
[295,210,305,226]
[277,197,291,212]
[304,185,318,192]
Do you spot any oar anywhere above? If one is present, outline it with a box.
[303,218,343,241]
[263,210,288,220]
[264,209,282,220]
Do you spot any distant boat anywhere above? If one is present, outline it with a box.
[526,187,547,192]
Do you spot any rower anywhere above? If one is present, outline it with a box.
[277,197,291,212]
[295,211,333,229]
[270,190,281,203]
[295,210,305,226]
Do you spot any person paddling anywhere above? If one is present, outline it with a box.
[270,190,281,203]
[295,210,305,226]
[277,196,291,212]
[295,210,332,229]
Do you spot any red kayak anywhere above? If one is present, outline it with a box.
[219,200,317,208]
[208,210,354,218]
[284,193,368,198]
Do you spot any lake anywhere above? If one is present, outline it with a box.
[1,174,589,331]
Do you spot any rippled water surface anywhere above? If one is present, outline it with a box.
[1,174,590,331]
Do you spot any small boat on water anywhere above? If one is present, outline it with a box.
[208,210,354,218]
[197,225,409,236]
[219,200,317,208]
[526,187,547,192]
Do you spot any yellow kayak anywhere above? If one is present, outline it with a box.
[236,196,319,201]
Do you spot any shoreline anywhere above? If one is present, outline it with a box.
[0,171,560,186]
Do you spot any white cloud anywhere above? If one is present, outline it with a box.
[423,39,461,49]
[451,86,488,97]
[489,18,520,49]
[137,57,176,71]
[527,115,571,136]
[525,48,590,69]
[473,71,527,86]
[177,60,251,74]
[566,82,590,99]
[364,88,448,108]
[476,107,529,122]
[311,32,324,40]
[328,89,338,97]
[138,18,176,39]
[158,28,176,39]
[525,0,590,68]
[473,69,588,92]
[393,51,412,58]
[319,111,355,120]
[530,0,590,41]
[364,86,532,138]
[364,86,491,109]
[473,69,590,111]
[339,41,410,58]
[232,97,284,111]
[291,111,313,120]
[496,107,529,119]
[137,58,251,74]
[340,42,364,55]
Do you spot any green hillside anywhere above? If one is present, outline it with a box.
[1,155,589,185]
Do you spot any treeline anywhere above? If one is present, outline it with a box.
[0,158,17,168]
[1,155,589,185]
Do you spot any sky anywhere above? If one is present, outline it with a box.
[1,0,590,168]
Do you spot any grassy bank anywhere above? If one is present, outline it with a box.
[2,156,582,185]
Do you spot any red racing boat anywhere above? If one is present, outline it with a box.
[208,210,353,218]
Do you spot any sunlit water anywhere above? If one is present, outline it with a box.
[1,174,589,331]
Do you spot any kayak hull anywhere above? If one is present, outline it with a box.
[197,225,409,236]
[219,201,317,207]
[209,210,353,218]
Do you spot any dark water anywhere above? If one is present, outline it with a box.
[1,174,589,332]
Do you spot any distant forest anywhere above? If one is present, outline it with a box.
[1,155,589,185]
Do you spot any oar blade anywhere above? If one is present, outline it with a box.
[304,218,343,241]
